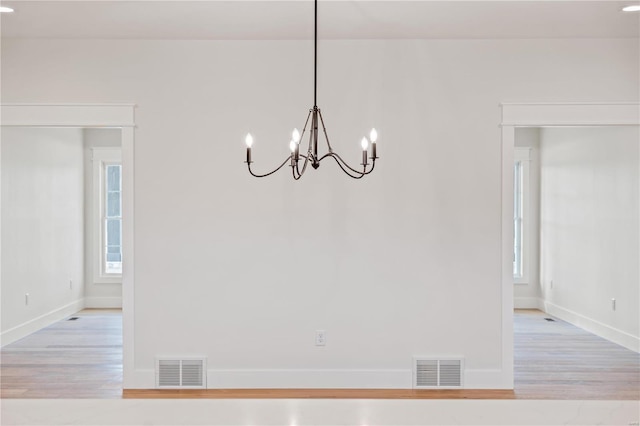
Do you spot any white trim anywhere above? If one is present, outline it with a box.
[220,368,504,390]
[126,368,509,390]
[464,369,511,389]
[0,299,85,347]
[84,297,123,309]
[543,301,639,353]
[500,101,640,106]
[128,369,410,390]
[500,125,515,390]
[0,103,136,389]
[500,102,640,127]
[1,104,135,127]
[141,369,409,390]
[120,126,136,389]
[500,102,640,375]
[207,369,410,389]
[91,148,123,284]
[1,103,137,107]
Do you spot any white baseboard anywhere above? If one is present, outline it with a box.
[465,369,512,389]
[208,369,411,389]
[84,296,122,308]
[542,300,639,352]
[125,368,511,390]
[125,369,155,389]
[514,296,542,309]
[0,298,85,347]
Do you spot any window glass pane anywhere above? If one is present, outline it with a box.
[514,218,522,277]
[513,162,523,278]
[106,219,121,246]
[514,162,521,216]
[106,247,122,262]
[107,192,121,217]
[107,165,121,192]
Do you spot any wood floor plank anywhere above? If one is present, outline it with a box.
[1,308,638,399]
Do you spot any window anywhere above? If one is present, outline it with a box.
[104,164,122,274]
[514,147,531,283]
[93,148,122,282]
[514,161,524,278]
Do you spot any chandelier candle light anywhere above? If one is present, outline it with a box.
[244,0,379,180]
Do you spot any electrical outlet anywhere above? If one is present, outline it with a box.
[612,298,616,311]
[69,280,73,290]
[315,330,326,346]
[550,280,554,289]
[25,293,29,305]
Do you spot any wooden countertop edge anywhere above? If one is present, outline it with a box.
[122,389,517,399]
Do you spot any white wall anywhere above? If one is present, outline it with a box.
[1,127,85,345]
[514,128,542,309]
[539,126,639,351]
[1,38,637,388]
[83,128,122,308]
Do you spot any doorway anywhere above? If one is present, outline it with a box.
[0,103,135,392]
[500,102,640,394]
[511,125,639,398]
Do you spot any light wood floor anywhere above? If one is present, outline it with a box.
[513,309,639,399]
[1,309,638,399]
[0,309,122,398]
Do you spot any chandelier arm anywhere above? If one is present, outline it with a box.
[292,155,304,179]
[320,152,368,175]
[317,109,334,152]
[296,152,311,177]
[247,157,291,178]
[298,109,313,153]
[363,159,376,175]
[311,109,319,165]
[323,153,367,179]
[292,164,303,180]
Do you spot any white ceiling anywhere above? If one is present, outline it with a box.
[1,1,639,40]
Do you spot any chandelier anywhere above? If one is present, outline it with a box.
[244,0,379,180]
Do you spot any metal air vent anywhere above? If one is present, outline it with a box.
[156,358,206,389]
[413,357,464,388]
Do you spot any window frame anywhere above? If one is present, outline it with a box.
[92,147,123,284]
[514,147,531,284]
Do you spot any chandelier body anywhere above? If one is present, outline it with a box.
[244,0,379,180]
